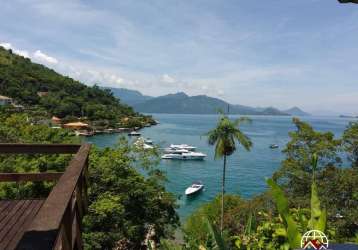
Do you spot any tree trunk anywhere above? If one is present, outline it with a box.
[220,154,227,235]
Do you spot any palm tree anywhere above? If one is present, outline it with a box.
[207,113,252,234]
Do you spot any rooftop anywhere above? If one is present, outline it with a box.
[0,95,12,100]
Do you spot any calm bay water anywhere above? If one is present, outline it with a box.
[85,114,355,220]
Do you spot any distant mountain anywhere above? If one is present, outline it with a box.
[105,87,153,105]
[284,107,310,116]
[133,92,290,116]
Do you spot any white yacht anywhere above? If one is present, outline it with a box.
[161,150,206,160]
[128,131,141,136]
[163,148,189,154]
[185,181,204,195]
[168,144,196,151]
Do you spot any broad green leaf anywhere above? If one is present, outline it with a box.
[206,218,228,250]
[267,178,301,249]
[266,178,289,222]
[274,227,287,237]
[244,213,252,235]
[308,182,326,232]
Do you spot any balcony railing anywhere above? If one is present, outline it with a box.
[0,143,91,250]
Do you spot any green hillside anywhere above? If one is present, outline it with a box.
[0,47,138,122]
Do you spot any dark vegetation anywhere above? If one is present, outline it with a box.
[0,47,153,125]
[0,110,179,249]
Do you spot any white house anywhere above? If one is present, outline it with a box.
[0,95,12,106]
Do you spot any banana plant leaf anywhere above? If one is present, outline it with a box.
[308,182,326,232]
[206,218,228,250]
[267,178,301,249]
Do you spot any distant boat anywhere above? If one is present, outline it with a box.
[169,144,196,151]
[185,181,204,195]
[75,130,94,137]
[161,150,206,160]
[144,138,153,145]
[270,144,279,149]
[128,131,141,136]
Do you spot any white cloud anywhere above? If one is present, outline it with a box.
[217,90,225,97]
[0,42,11,50]
[33,50,58,64]
[161,74,176,84]
[0,42,29,58]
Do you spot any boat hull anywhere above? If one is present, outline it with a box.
[185,185,204,195]
[161,154,206,160]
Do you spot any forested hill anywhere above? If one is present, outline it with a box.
[0,47,136,121]
[133,92,291,115]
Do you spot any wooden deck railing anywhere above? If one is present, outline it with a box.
[0,143,91,250]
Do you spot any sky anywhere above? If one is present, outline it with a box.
[1,0,358,115]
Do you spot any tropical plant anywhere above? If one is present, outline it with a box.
[0,111,179,249]
[342,121,358,168]
[273,118,342,199]
[266,154,327,249]
[207,113,252,234]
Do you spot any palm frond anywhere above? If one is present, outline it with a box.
[234,117,252,126]
[235,130,253,151]
[215,138,226,159]
[207,128,220,145]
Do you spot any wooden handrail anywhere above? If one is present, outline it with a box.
[0,173,63,182]
[16,144,91,250]
[0,144,81,154]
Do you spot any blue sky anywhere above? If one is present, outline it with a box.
[1,0,358,114]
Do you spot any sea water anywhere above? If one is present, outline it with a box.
[86,114,356,220]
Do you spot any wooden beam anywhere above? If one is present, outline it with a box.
[16,144,91,250]
[0,144,81,154]
[0,173,63,182]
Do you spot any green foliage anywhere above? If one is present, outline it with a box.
[272,118,358,242]
[207,115,252,159]
[207,112,252,234]
[0,112,76,143]
[185,118,358,248]
[233,211,293,250]
[83,141,179,249]
[266,179,301,249]
[342,121,358,168]
[0,111,179,249]
[267,155,327,249]
[273,118,342,198]
[0,47,139,122]
[158,239,183,250]
[183,195,242,248]
[0,112,76,198]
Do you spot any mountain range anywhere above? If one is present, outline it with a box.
[108,87,310,116]
[107,88,153,105]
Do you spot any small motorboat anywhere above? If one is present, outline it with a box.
[128,131,141,136]
[161,151,206,160]
[185,181,204,195]
[270,144,279,149]
[169,144,196,151]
